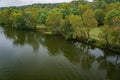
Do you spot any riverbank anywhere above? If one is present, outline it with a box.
[1,25,120,53]
[36,25,120,53]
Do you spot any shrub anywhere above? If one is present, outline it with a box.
[87,38,96,44]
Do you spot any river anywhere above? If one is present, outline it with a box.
[0,27,120,80]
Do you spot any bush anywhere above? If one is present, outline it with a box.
[87,38,96,44]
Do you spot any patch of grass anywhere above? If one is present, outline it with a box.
[43,31,53,35]
[36,25,47,30]
[90,27,102,40]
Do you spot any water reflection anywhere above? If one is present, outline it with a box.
[0,27,120,80]
[3,29,42,52]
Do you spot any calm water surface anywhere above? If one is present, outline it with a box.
[0,27,120,80]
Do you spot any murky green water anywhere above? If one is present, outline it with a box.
[0,27,120,80]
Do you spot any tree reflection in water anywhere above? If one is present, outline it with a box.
[2,28,120,80]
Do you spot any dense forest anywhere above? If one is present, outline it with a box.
[0,0,120,52]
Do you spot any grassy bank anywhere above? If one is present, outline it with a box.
[37,25,120,53]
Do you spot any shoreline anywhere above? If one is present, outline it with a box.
[38,29,120,54]
[1,26,120,54]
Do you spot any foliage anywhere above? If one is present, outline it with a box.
[99,25,111,46]
[112,16,120,27]
[61,19,73,39]
[105,0,120,3]
[9,10,25,29]
[99,25,120,47]
[82,9,98,38]
[105,3,120,14]
[0,8,13,25]
[46,11,62,33]
[94,9,104,25]
[61,8,77,18]
[93,0,107,10]
[77,4,90,15]
[24,8,39,29]
[109,27,120,46]
[87,38,96,44]
[37,9,49,25]
[104,10,120,26]
[69,14,84,39]
[59,3,72,9]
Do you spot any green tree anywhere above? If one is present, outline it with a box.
[99,25,111,47]
[61,8,77,18]
[112,16,120,27]
[104,10,120,26]
[61,14,86,39]
[61,19,73,39]
[0,8,13,25]
[69,14,84,38]
[105,3,120,14]
[94,9,104,25]
[46,11,62,34]
[110,27,120,46]
[82,9,98,38]
[9,10,25,29]
[77,4,90,15]
[93,0,107,10]
[100,26,120,47]
[59,3,72,9]
[24,8,39,30]
[37,9,49,25]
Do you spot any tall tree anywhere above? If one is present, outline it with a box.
[46,11,62,34]
[0,8,13,25]
[69,14,84,38]
[24,8,39,30]
[82,9,98,38]
[9,10,25,29]
[37,9,49,25]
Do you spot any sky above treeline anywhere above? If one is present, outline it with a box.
[0,0,93,7]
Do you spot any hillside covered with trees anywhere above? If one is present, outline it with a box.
[0,0,120,52]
